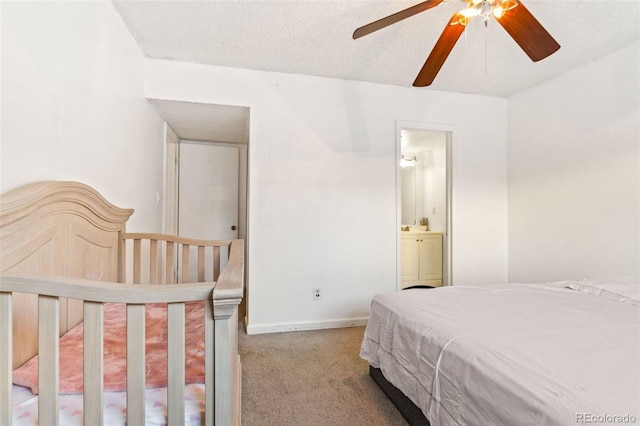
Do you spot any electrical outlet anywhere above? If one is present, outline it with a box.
[313,287,322,300]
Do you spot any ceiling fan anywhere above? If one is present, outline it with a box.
[353,0,560,87]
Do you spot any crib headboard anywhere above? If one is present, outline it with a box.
[0,181,133,368]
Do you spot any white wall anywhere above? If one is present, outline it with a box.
[1,1,165,232]
[508,42,640,282]
[145,60,509,333]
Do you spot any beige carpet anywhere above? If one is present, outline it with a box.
[239,325,408,426]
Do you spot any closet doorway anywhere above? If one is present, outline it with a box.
[396,121,453,288]
[155,99,249,326]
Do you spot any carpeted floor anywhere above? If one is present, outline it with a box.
[238,325,408,426]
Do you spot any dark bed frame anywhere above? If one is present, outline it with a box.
[369,367,430,426]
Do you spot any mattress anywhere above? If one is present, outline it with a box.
[360,280,640,426]
[12,383,204,425]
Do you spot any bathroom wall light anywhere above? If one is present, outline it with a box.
[400,155,418,168]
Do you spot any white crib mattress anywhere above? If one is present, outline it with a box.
[12,383,205,425]
[360,281,640,426]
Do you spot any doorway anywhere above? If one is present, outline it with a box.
[164,134,249,323]
[396,121,453,288]
[155,99,250,327]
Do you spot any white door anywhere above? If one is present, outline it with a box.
[178,142,239,241]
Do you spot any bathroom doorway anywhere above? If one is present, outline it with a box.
[396,121,453,288]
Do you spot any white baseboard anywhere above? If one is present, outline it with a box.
[246,317,369,335]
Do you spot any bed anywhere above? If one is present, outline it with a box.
[0,181,244,425]
[360,279,640,425]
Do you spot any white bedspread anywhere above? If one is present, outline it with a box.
[360,283,640,426]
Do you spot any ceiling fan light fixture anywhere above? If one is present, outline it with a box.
[460,0,520,21]
[354,0,559,86]
[459,7,480,18]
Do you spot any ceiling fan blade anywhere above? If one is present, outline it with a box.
[353,0,445,39]
[413,14,466,87]
[496,2,560,62]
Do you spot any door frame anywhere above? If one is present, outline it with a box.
[395,120,454,288]
[163,123,180,236]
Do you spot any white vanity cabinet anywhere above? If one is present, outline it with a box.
[401,232,443,288]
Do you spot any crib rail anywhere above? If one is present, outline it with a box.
[121,233,233,285]
[0,239,244,426]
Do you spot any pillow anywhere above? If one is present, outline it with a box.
[565,277,640,307]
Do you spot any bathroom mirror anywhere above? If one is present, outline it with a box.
[401,165,416,225]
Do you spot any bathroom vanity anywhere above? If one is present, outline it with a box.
[401,230,443,288]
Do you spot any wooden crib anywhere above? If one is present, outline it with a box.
[0,181,244,425]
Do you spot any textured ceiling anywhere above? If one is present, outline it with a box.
[113,0,640,98]
[113,1,639,142]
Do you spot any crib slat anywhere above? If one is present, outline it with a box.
[166,241,175,284]
[38,295,59,426]
[0,293,11,426]
[150,239,158,284]
[182,244,190,283]
[126,304,146,425]
[133,239,141,284]
[198,246,205,282]
[167,302,186,425]
[84,301,104,425]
